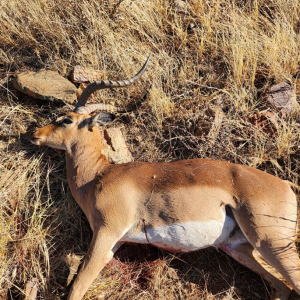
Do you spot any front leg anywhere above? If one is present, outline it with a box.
[67,228,123,300]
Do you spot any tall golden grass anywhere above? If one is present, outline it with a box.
[1,0,300,299]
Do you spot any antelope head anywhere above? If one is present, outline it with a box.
[31,54,151,151]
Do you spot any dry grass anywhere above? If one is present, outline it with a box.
[1,0,300,299]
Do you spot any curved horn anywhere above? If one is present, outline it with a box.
[74,53,151,113]
[75,84,152,115]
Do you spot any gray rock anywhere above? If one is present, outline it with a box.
[69,65,104,83]
[266,82,297,116]
[13,70,77,104]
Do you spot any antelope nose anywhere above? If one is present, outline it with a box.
[31,128,38,137]
[30,129,41,144]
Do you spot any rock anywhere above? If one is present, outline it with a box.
[100,128,133,164]
[265,82,297,116]
[13,70,77,104]
[69,65,104,83]
[19,279,38,300]
[248,109,278,135]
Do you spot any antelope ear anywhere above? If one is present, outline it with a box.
[55,116,64,122]
[88,113,115,128]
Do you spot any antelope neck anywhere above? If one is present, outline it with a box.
[65,131,109,205]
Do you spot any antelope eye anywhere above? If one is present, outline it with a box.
[62,118,73,124]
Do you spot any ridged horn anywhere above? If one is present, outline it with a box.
[75,84,152,115]
[74,53,151,114]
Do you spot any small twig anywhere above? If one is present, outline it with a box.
[0,84,18,99]
[0,106,19,127]
[0,233,11,237]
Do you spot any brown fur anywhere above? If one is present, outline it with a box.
[31,112,300,300]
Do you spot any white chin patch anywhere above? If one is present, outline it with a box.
[47,143,66,150]
[31,138,66,150]
[31,139,42,145]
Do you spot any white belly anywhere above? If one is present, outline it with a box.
[121,215,236,252]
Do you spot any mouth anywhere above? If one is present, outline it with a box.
[30,136,42,145]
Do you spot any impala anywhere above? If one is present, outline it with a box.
[31,54,300,300]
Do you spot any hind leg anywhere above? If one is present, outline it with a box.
[232,197,300,298]
[220,229,292,300]
[255,237,300,298]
